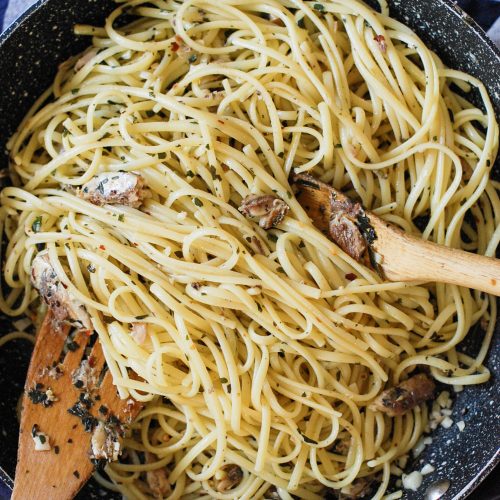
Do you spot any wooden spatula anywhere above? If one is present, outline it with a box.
[293,173,500,296]
[13,312,142,500]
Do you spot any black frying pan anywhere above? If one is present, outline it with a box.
[0,1,498,499]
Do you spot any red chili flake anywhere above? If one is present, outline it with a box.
[83,330,92,337]
[222,164,229,172]
[345,273,357,281]
[99,245,106,250]
[88,356,96,367]
[374,34,387,53]
[171,42,179,52]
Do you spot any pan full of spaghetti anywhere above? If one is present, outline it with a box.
[0,0,498,498]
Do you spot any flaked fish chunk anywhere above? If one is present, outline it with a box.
[215,464,244,492]
[90,421,122,462]
[145,452,172,498]
[79,172,147,207]
[31,252,91,330]
[72,359,98,391]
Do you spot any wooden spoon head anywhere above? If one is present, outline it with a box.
[292,173,379,267]
[13,313,142,500]
[292,173,332,234]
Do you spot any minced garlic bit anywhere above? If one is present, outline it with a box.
[421,464,435,475]
[436,391,452,408]
[384,491,403,500]
[456,420,466,432]
[131,322,148,345]
[413,435,432,458]
[31,425,51,451]
[402,471,423,491]
[45,388,57,404]
[440,416,453,429]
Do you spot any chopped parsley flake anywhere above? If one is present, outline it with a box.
[32,216,42,233]
[66,340,79,352]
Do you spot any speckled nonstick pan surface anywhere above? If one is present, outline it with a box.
[0,1,498,499]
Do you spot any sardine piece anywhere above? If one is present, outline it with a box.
[370,373,436,417]
[31,252,91,330]
[79,172,147,208]
[90,421,122,462]
[239,194,289,229]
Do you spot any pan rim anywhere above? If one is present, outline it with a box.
[0,0,498,499]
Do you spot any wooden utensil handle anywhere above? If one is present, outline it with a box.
[372,218,500,295]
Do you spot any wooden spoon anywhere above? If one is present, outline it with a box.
[13,312,142,500]
[293,173,500,296]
